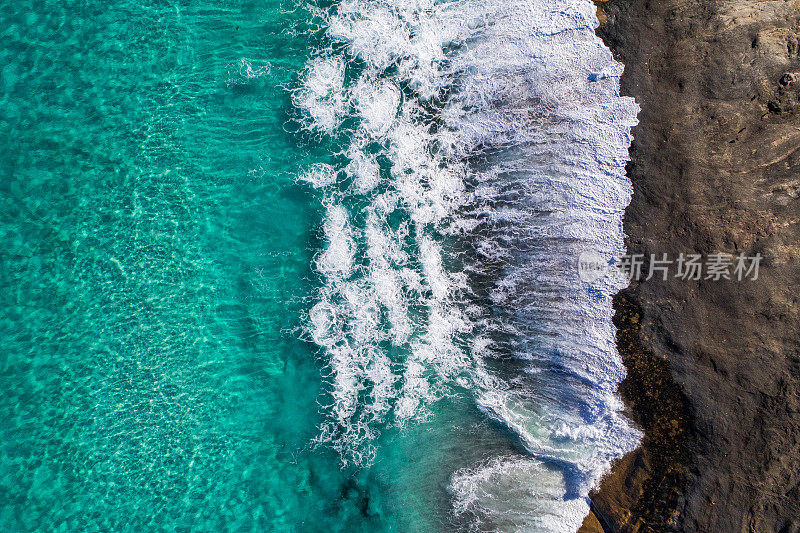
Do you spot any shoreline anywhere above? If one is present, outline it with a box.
[582,292,698,531]
[583,0,800,530]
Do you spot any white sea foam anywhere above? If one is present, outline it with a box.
[296,0,640,529]
[226,58,272,86]
[450,456,592,533]
[317,204,356,278]
[299,162,338,189]
[293,56,347,133]
[352,79,401,136]
[345,146,381,194]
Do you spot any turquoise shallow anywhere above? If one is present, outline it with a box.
[0,1,483,531]
[1,0,641,531]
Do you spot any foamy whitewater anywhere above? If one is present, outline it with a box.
[294,0,641,530]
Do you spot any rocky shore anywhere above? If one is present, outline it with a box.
[582,0,800,531]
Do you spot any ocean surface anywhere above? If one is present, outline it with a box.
[1,0,638,531]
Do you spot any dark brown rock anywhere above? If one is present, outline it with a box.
[588,0,800,531]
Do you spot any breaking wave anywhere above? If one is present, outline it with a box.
[294,0,641,530]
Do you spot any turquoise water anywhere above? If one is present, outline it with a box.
[1,0,641,531]
[0,1,496,531]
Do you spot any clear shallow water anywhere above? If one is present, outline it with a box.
[1,0,638,532]
[0,1,496,531]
